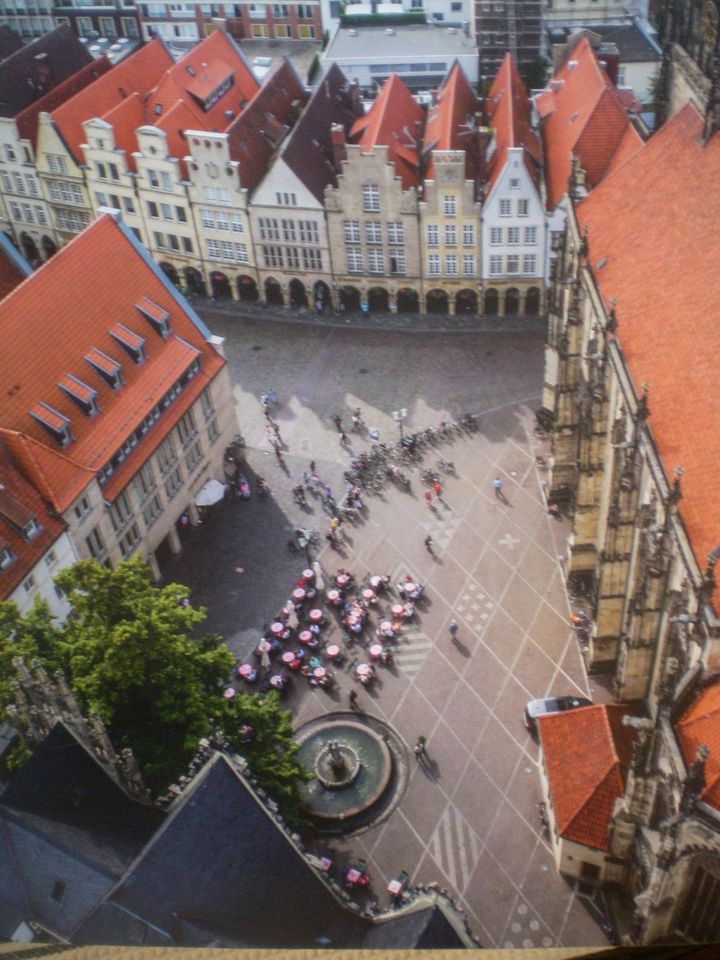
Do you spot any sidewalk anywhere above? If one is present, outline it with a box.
[189,294,548,335]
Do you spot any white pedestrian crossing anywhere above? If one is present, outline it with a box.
[429,803,482,893]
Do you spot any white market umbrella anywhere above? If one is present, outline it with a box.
[195,478,227,507]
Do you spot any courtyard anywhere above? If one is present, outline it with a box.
[159,313,612,949]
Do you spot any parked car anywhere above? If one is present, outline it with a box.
[524,695,592,731]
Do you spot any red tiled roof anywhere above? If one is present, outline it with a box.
[0,214,225,513]
[541,704,637,851]
[225,58,308,190]
[424,63,480,183]
[50,39,173,164]
[15,56,113,149]
[576,104,720,601]
[676,683,720,811]
[537,36,643,209]
[147,30,258,135]
[484,53,541,195]
[0,441,67,600]
[350,74,423,190]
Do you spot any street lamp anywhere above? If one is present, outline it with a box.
[393,408,408,439]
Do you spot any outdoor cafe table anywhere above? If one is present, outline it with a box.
[223,687,236,699]
[271,621,285,635]
[299,630,313,644]
[302,568,314,581]
[387,878,404,895]
[238,664,256,679]
[269,675,285,689]
[369,643,384,660]
[356,663,372,679]
[362,588,376,602]
[326,588,341,604]
[309,608,323,623]
[336,574,351,588]
[292,587,306,601]
[325,644,341,659]
[281,651,296,665]
[313,666,327,679]
[370,576,385,590]
[391,604,405,618]
[257,638,271,653]
[379,620,394,636]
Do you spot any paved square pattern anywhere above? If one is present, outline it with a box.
[159,318,613,949]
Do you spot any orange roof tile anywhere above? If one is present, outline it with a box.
[541,704,637,851]
[424,63,480,183]
[0,440,67,599]
[676,682,720,811]
[50,39,173,164]
[537,36,642,209]
[576,104,720,601]
[15,56,113,149]
[484,53,541,195]
[350,73,423,190]
[0,214,225,513]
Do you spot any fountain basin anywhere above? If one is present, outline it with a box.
[296,719,392,821]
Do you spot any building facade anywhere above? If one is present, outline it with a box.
[475,0,544,83]
[136,0,322,44]
[656,0,720,123]
[0,213,238,581]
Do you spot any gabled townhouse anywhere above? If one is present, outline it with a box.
[325,73,423,315]
[0,25,97,258]
[481,53,548,318]
[248,62,363,310]
[34,38,173,245]
[0,56,113,262]
[0,212,238,580]
[123,30,259,286]
[185,56,308,302]
[419,62,482,316]
[534,35,643,214]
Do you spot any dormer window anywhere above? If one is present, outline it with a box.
[29,401,73,447]
[135,297,170,338]
[22,518,42,541]
[85,348,123,390]
[0,546,15,570]
[58,373,98,417]
[110,323,145,363]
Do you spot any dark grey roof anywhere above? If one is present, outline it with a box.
[592,25,660,63]
[281,62,363,202]
[0,723,163,941]
[0,24,23,61]
[0,24,93,117]
[361,902,470,948]
[76,755,371,948]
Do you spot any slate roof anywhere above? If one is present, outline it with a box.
[350,73,423,190]
[0,24,23,60]
[0,440,67,599]
[541,704,637,851]
[0,231,30,300]
[0,25,92,118]
[0,724,162,942]
[591,24,661,63]
[576,104,720,600]
[15,56,113,151]
[49,38,173,166]
[485,53,542,195]
[225,58,308,190]
[0,213,225,512]
[675,681,720,811]
[424,61,480,183]
[535,36,643,209]
[280,63,364,202]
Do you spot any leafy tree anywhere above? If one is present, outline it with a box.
[0,557,308,823]
[523,58,548,92]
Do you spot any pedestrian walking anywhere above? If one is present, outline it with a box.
[349,689,359,711]
[274,446,284,464]
[493,477,504,498]
[272,422,282,444]
[302,471,311,488]
[433,481,443,499]
[339,430,349,447]
[414,736,427,758]
[267,387,277,405]
[324,483,332,501]
[333,415,343,432]
[449,620,459,642]
[260,393,268,410]
[424,491,433,507]
[424,534,434,553]
[310,460,316,474]
[312,560,325,591]
[330,516,339,533]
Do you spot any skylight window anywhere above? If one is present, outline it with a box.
[110,323,146,363]
[84,348,123,389]
[0,545,15,571]
[58,372,98,417]
[135,297,170,338]
[29,400,73,447]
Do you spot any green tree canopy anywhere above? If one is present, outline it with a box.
[0,557,308,824]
